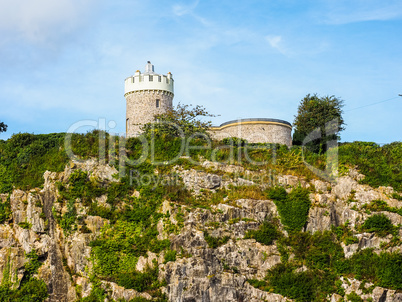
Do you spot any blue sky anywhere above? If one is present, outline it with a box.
[0,0,401,143]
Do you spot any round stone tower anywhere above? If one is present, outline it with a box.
[124,61,174,137]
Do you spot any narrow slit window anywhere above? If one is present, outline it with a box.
[156,99,160,108]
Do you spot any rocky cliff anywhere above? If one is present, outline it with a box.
[1,158,402,302]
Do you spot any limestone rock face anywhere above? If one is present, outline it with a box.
[162,199,284,301]
[176,168,222,193]
[1,160,402,302]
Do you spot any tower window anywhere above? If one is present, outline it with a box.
[156,99,160,108]
[149,75,153,82]
[158,76,161,82]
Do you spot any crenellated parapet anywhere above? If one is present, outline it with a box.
[124,63,174,97]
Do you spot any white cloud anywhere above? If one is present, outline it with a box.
[0,0,97,44]
[172,0,200,17]
[265,35,289,55]
[318,0,402,24]
[266,35,281,49]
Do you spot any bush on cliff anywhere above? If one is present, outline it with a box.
[266,186,311,232]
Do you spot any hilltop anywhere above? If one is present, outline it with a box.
[0,131,402,302]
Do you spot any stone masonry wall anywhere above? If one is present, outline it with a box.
[126,91,173,137]
[209,122,292,147]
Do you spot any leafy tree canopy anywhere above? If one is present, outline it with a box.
[293,94,345,153]
[0,121,7,133]
[141,103,215,138]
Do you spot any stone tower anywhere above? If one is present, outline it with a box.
[124,61,174,137]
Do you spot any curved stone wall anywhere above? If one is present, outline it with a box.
[209,118,292,147]
[126,91,173,137]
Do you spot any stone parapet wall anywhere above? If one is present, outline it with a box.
[209,120,292,147]
[126,91,173,137]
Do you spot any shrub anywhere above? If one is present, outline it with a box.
[341,248,379,281]
[245,220,281,245]
[24,250,42,278]
[247,279,270,291]
[9,278,48,302]
[338,141,402,192]
[204,231,230,248]
[116,261,162,292]
[346,291,363,302]
[0,197,11,223]
[142,103,215,138]
[164,249,177,264]
[332,222,359,245]
[304,231,344,271]
[18,222,32,229]
[267,187,311,232]
[391,193,402,201]
[59,200,77,234]
[266,263,315,302]
[361,199,402,216]
[221,137,248,147]
[266,186,287,202]
[0,133,68,193]
[361,214,394,237]
[377,252,402,289]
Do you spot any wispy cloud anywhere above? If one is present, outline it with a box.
[0,0,97,44]
[265,35,289,55]
[317,0,402,24]
[172,0,200,17]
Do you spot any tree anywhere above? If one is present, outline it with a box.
[142,103,216,138]
[0,121,7,133]
[293,94,345,153]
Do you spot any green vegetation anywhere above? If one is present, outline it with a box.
[338,141,402,192]
[0,250,48,302]
[18,221,31,230]
[249,227,402,301]
[360,214,395,237]
[293,94,345,153]
[0,127,401,302]
[0,121,7,133]
[142,103,215,138]
[332,222,359,245]
[391,192,402,201]
[1,131,401,194]
[266,186,311,232]
[346,291,363,302]
[164,249,177,264]
[0,133,68,193]
[244,219,281,245]
[59,200,77,234]
[203,231,230,248]
[362,199,402,216]
[86,178,173,295]
[0,196,11,223]
[341,249,402,289]
[0,278,48,302]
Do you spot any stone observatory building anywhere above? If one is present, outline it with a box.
[209,118,292,147]
[124,62,292,146]
[124,61,174,137]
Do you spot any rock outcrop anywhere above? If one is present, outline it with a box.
[0,160,401,302]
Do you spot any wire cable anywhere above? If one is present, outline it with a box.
[346,95,401,112]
